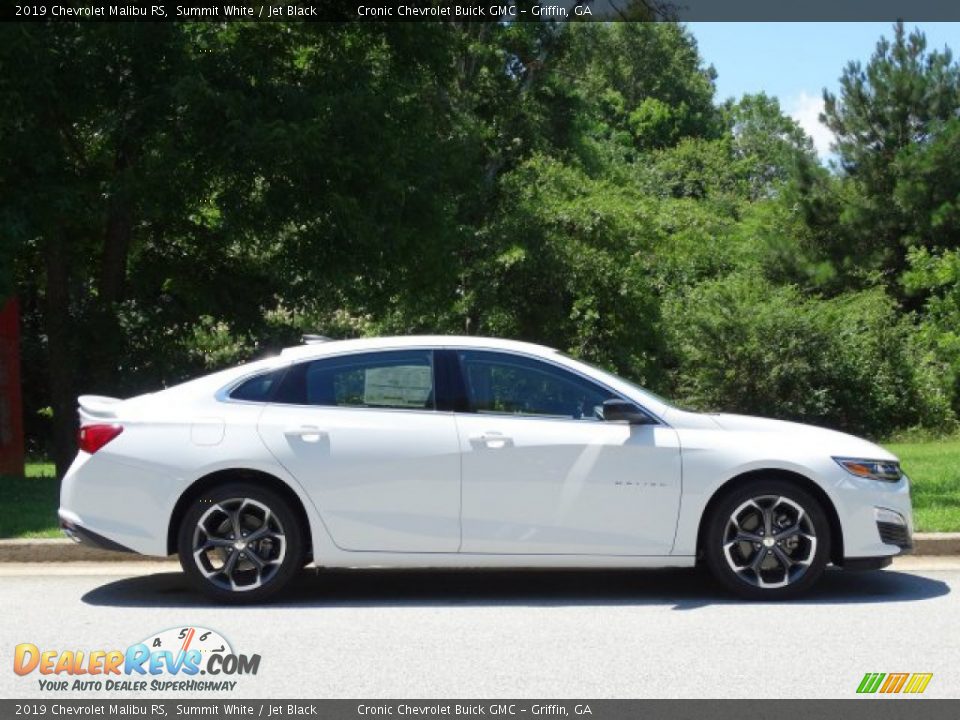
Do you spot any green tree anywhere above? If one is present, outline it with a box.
[664,275,953,437]
[459,155,664,384]
[1,25,215,473]
[6,19,960,469]
[723,93,815,199]
[821,21,960,280]
[893,118,960,250]
[0,23,477,473]
[561,23,720,153]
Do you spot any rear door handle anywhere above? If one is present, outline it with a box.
[284,425,328,443]
[469,432,513,449]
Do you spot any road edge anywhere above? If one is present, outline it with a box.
[1,533,959,562]
[0,539,170,562]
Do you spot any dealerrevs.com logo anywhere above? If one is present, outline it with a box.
[856,673,933,694]
[13,626,260,692]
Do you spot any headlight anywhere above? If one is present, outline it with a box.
[833,457,902,482]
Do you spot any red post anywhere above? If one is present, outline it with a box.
[0,296,25,477]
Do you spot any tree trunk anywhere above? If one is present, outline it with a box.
[89,143,135,392]
[99,200,132,308]
[44,232,76,480]
[99,142,134,308]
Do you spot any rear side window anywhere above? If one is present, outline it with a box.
[229,370,283,402]
[274,350,435,410]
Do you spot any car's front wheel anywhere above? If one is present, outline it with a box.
[703,479,831,600]
[177,483,305,603]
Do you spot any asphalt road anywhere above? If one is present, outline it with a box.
[1,557,957,699]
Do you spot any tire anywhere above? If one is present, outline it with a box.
[177,482,305,603]
[703,478,831,600]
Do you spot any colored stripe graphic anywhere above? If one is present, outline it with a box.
[857,672,932,694]
[903,673,933,694]
[880,673,909,693]
[857,673,885,693]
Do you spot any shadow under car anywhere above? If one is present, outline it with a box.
[81,565,950,610]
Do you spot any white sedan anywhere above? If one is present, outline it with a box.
[60,335,913,601]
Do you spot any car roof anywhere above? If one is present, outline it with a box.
[279,335,560,361]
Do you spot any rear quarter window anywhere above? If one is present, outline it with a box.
[229,370,283,402]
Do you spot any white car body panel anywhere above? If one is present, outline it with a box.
[60,335,913,571]
[257,404,461,552]
[456,416,681,555]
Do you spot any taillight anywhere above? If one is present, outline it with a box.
[77,424,123,454]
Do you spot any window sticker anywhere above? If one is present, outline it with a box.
[363,365,431,407]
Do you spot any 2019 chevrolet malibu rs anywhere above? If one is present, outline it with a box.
[60,335,913,602]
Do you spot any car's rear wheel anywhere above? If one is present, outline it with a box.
[177,482,305,603]
[703,479,831,600]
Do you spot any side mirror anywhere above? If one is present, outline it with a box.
[602,399,654,425]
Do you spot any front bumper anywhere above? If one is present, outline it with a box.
[830,468,914,560]
[838,555,893,571]
[875,507,913,551]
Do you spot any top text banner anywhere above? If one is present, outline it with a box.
[3,0,960,22]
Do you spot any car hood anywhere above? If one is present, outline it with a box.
[710,413,833,434]
[664,409,898,461]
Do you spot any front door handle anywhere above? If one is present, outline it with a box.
[469,432,513,449]
[284,425,328,443]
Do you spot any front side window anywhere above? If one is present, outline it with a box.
[458,351,615,420]
[274,350,435,410]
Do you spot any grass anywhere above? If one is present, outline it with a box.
[0,462,61,539]
[886,438,960,533]
[1,444,958,539]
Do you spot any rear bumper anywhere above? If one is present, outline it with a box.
[59,451,181,557]
[59,512,138,554]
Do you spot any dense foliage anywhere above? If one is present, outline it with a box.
[1,20,959,474]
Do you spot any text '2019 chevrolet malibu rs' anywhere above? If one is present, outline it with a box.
[60,336,913,602]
